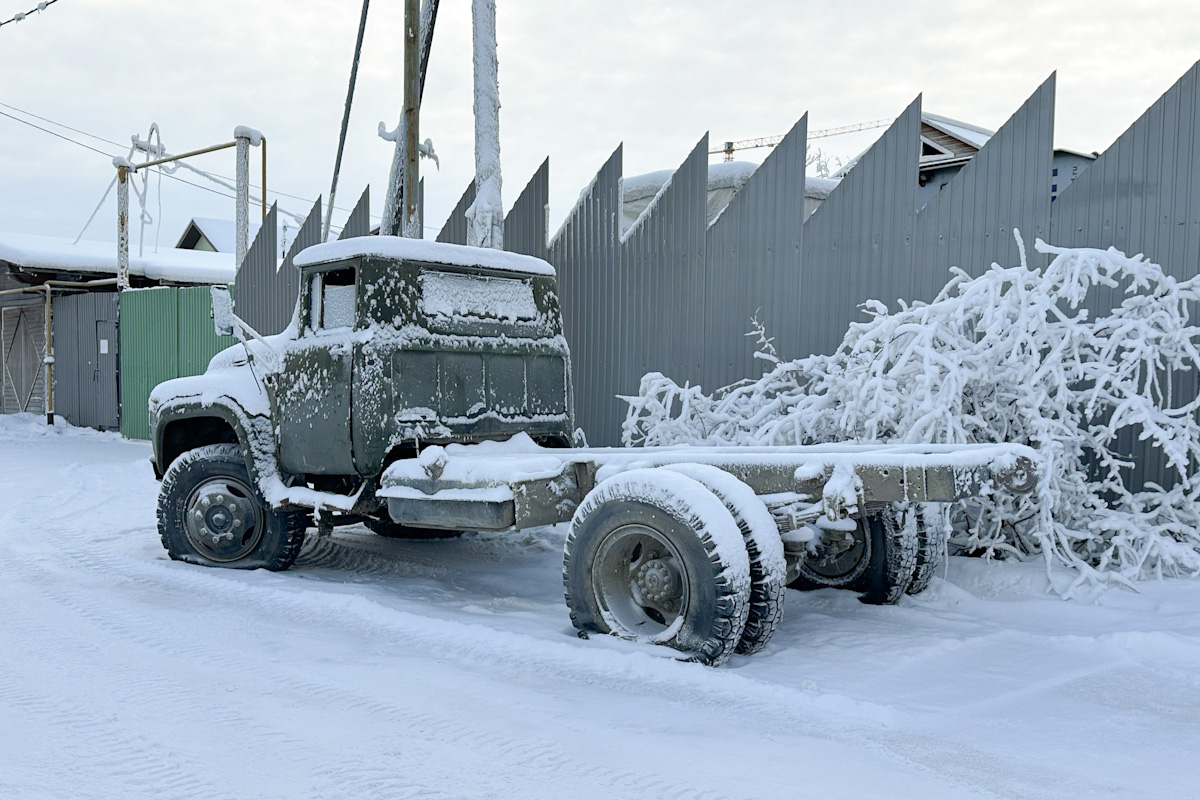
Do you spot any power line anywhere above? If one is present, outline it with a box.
[0,0,59,29]
[0,100,374,217]
[0,101,441,231]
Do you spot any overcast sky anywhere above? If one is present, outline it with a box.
[2,0,1199,252]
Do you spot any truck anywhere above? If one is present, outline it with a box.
[148,236,1038,666]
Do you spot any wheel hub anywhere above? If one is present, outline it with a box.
[184,479,263,562]
[634,558,681,605]
[593,525,690,637]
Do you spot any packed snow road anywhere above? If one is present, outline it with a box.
[1,415,1196,799]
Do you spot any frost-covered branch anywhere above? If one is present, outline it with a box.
[623,235,1200,588]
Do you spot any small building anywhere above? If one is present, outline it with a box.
[839,113,1097,207]
[0,233,234,430]
[176,216,293,255]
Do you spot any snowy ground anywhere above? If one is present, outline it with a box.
[1,414,1196,800]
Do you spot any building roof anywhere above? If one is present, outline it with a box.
[0,232,235,285]
[176,217,263,253]
[922,113,994,150]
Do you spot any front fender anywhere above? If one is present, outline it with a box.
[151,398,283,502]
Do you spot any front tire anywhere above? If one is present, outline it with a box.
[563,469,751,666]
[158,443,307,571]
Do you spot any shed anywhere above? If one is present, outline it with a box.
[0,233,235,431]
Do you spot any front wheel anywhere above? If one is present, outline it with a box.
[158,443,307,571]
[563,469,751,667]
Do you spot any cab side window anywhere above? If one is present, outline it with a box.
[309,267,357,330]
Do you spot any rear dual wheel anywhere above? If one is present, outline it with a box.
[563,468,786,666]
[787,504,948,604]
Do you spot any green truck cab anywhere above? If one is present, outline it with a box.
[148,237,574,570]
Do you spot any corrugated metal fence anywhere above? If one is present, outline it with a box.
[119,286,234,440]
[433,63,1200,456]
[52,291,119,430]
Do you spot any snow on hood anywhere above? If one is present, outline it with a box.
[0,232,235,285]
[294,236,555,276]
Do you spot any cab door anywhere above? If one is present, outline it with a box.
[276,264,357,475]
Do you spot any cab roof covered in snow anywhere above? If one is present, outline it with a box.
[293,236,556,276]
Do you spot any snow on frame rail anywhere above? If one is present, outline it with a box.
[379,433,1039,513]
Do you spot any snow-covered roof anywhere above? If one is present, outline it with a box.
[837,113,998,177]
[0,232,235,285]
[804,176,841,200]
[177,217,262,253]
[922,113,994,150]
[623,161,759,202]
[622,161,837,202]
[294,236,556,276]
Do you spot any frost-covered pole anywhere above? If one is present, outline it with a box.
[114,157,131,291]
[401,0,421,239]
[465,0,502,250]
[234,129,251,271]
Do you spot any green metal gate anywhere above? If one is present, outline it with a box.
[119,287,234,440]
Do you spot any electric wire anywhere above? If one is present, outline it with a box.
[0,101,445,232]
[0,0,59,29]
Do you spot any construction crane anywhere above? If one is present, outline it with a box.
[712,118,893,161]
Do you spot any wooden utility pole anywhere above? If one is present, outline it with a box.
[401,0,421,238]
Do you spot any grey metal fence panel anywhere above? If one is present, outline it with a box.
[800,97,921,357]
[548,146,623,444]
[51,291,119,430]
[234,204,283,334]
[1050,59,1200,491]
[705,115,807,386]
[504,158,549,259]
[436,181,476,246]
[914,76,1055,299]
[615,136,709,445]
[338,186,371,240]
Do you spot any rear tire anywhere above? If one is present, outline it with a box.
[786,508,919,606]
[563,469,751,667]
[158,443,307,571]
[663,464,785,655]
[856,510,919,606]
[787,516,873,592]
[905,504,949,596]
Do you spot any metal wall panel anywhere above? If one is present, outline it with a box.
[338,187,371,240]
[118,287,234,440]
[1050,60,1200,490]
[504,158,549,259]
[436,181,476,246]
[51,291,119,430]
[177,286,236,376]
[618,136,709,426]
[914,76,1055,298]
[549,146,623,443]
[705,115,807,385]
[234,204,281,335]
[119,288,179,440]
[799,98,921,357]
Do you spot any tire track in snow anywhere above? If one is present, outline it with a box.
[7,538,741,800]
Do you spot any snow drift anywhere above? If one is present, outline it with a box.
[622,235,1200,591]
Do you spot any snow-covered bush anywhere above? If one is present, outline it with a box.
[622,235,1200,591]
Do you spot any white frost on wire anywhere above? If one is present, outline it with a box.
[622,232,1200,593]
